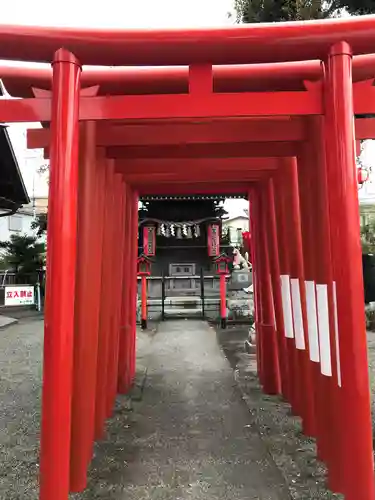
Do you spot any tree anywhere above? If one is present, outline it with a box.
[30,213,48,237]
[234,0,375,23]
[0,234,46,282]
[361,221,375,253]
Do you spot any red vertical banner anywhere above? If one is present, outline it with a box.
[242,231,251,259]
[143,226,155,256]
[207,223,220,257]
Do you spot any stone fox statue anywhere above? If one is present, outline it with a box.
[232,247,250,270]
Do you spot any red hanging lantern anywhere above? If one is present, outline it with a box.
[242,231,251,253]
[357,167,369,185]
[143,225,156,256]
[207,223,220,257]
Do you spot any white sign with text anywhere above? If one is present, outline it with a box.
[5,286,35,306]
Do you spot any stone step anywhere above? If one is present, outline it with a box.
[139,297,220,307]
[164,308,203,318]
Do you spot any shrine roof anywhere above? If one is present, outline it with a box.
[140,195,247,201]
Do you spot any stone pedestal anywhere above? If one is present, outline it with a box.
[226,269,254,321]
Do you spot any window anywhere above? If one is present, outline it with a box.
[8,215,22,232]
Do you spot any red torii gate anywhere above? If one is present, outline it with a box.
[1,15,375,500]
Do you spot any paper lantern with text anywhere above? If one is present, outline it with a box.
[207,223,220,257]
[143,226,156,256]
[242,231,251,252]
[358,167,369,186]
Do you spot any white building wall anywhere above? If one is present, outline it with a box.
[222,217,249,232]
[0,211,36,243]
[0,123,49,247]
[359,140,375,206]
[7,123,49,200]
[222,216,249,246]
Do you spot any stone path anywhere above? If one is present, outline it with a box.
[78,320,289,499]
[0,318,290,499]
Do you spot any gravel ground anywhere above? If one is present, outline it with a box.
[0,318,42,500]
[0,319,156,500]
[1,317,374,499]
[215,325,345,500]
[0,319,288,500]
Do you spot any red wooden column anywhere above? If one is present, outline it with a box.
[325,42,374,500]
[106,175,126,416]
[279,157,316,436]
[282,158,315,435]
[118,183,132,393]
[70,122,104,492]
[296,136,326,458]
[297,134,330,464]
[249,189,263,382]
[273,169,299,414]
[255,184,280,394]
[247,190,258,352]
[39,49,81,500]
[265,177,290,399]
[91,151,107,437]
[129,189,139,385]
[262,184,281,394]
[87,148,106,448]
[104,165,118,417]
[125,186,136,390]
[304,116,343,492]
[95,161,115,439]
[141,273,148,329]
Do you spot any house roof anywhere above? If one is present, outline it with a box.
[223,214,249,223]
[0,83,29,211]
[0,124,29,211]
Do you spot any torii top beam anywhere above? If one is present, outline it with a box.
[1,16,375,66]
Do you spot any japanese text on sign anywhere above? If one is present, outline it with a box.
[5,286,35,306]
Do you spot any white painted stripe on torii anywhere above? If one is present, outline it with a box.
[332,281,342,387]
[280,275,294,339]
[316,284,332,377]
[305,280,320,363]
[290,278,306,350]
[269,273,276,326]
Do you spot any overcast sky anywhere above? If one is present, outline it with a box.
[1,2,373,215]
[0,0,234,28]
